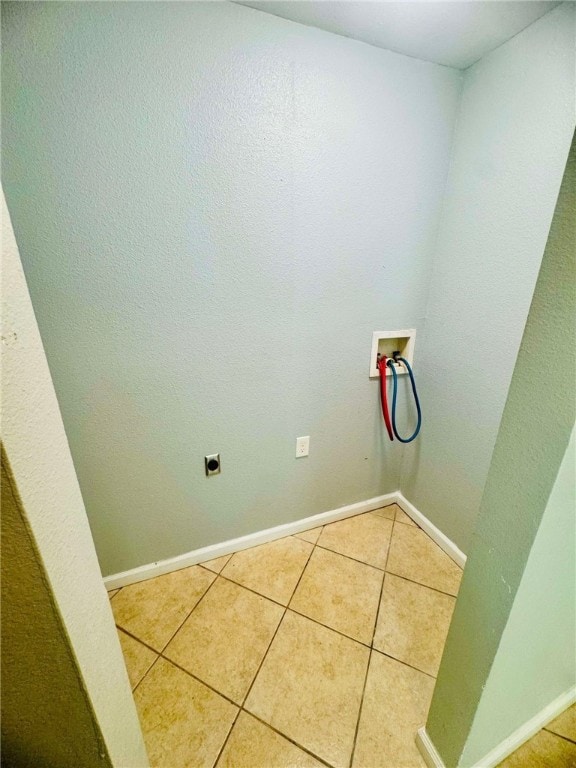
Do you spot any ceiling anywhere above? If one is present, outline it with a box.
[234,1,561,69]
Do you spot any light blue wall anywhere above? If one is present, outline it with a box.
[426,126,575,768]
[461,428,576,765]
[1,2,461,575]
[401,3,576,552]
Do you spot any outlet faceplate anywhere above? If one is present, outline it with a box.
[369,329,416,378]
[205,454,221,476]
[296,436,310,458]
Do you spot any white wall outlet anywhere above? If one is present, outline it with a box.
[369,329,416,378]
[296,436,310,458]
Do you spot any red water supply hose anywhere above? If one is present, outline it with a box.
[377,356,394,441]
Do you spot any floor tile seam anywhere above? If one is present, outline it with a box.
[541,727,576,745]
[384,566,459,598]
[125,628,332,768]
[114,573,220,655]
[239,541,316,710]
[239,604,289,709]
[287,542,385,613]
[349,519,398,767]
[198,563,224,576]
[117,608,436,707]
[313,542,387,572]
[211,706,243,768]
[160,653,242,708]
[213,570,296,608]
[293,530,323,544]
[115,624,164,656]
[348,648,375,768]
[285,605,374,649]
[131,654,162,696]
[288,539,383,646]
[370,646,437,680]
[115,624,243,706]
[237,708,336,768]
[159,571,221,653]
[393,517,418,528]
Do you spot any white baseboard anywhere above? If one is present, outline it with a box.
[395,492,467,569]
[416,727,446,768]
[469,685,576,768]
[416,686,576,768]
[104,491,399,589]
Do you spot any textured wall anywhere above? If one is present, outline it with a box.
[1,456,112,768]
[1,1,461,575]
[1,193,148,766]
[426,129,576,767]
[401,2,576,551]
[461,429,575,765]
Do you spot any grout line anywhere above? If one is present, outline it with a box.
[239,710,335,768]
[349,518,398,767]
[239,539,317,708]
[210,705,242,768]
[215,572,291,609]
[385,567,460,598]
[286,606,374,649]
[158,656,238,708]
[131,654,161,696]
[120,507,452,767]
[313,542,388,571]
[235,539,335,767]
[160,571,220,653]
[116,626,163,657]
[197,564,225,577]
[370,647,437,681]
[240,608,289,708]
[542,728,576,746]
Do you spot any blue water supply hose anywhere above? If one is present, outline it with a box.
[386,357,422,443]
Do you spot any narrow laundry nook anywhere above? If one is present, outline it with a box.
[109,504,461,767]
[2,2,574,767]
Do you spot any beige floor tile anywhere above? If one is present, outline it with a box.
[290,547,383,644]
[221,537,313,605]
[294,526,323,544]
[395,507,417,526]
[317,513,393,569]
[369,505,396,521]
[108,588,120,599]
[216,711,325,768]
[353,651,434,768]
[497,729,576,767]
[201,554,232,574]
[135,658,237,768]
[164,577,284,704]
[117,629,158,690]
[245,611,369,768]
[373,574,455,676]
[111,566,216,651]
[546,703,576,742]
[386,523,462,596]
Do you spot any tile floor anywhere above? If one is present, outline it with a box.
[110,504,461,768]
[499,704,576,767]
[109,505,576,767]
[110,504,463,767]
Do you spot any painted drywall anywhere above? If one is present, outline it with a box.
[460,428,575,766]
[426,129,576,767]
[401,2,576,552]
[1,1,461,575]
[0,193,148,767]
[1,455,112,768]
[236,1,561,69]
